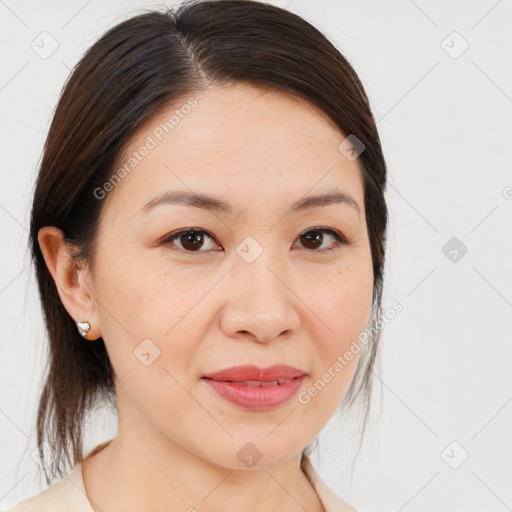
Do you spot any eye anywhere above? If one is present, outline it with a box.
[161,227,348,255]
[294,227,348,253]
[161,229,220,254]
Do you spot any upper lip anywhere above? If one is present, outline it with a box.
[202,365,307,382]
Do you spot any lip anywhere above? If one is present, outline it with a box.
[201,365,307,410]
[202,364,307,382]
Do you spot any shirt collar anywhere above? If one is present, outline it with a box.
[301,454,358,512]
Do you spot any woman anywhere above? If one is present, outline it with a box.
[5,0,388,510]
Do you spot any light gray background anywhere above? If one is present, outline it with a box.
[1,1,511,511]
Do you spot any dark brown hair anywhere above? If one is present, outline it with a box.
[27,0,388,485]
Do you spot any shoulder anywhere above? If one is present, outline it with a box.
[2,477,67,511]
[3,440,113,512]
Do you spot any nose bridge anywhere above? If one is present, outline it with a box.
[235,238,288,307]
[221,237,300,342]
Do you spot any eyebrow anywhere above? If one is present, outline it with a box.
[139,189,360,217]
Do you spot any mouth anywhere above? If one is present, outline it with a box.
[202,378,297,387]
[200,365,307,410]
[202,364,307,383]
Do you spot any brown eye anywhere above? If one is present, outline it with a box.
[295,228,347,252]
[179,231,205,251]
[161,227,347,255]
[162,229,219,253]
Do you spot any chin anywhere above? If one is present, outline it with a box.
[202,437,303,470]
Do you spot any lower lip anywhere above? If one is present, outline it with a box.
[201,376,306,410]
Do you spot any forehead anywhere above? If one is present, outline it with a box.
[106,82,365,218]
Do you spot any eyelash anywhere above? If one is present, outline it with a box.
[160,227,348,255]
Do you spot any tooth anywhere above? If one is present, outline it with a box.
[243,380,264,386]
[235,380,281,387]
[261,380,279,387]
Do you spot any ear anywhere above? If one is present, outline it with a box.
[37,226,101,341]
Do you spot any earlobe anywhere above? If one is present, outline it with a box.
[37,226,101,340]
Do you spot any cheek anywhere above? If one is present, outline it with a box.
[298,264,373,424]
[93,249,208,375]
[94,243,178,326]
[311,259,374,365]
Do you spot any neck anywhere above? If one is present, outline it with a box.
[82,427,324,512]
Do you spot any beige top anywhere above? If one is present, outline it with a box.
[3,441,357,512]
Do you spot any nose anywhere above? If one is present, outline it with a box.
[219,248,301,343]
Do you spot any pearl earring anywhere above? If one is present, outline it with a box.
[76,321,91,339]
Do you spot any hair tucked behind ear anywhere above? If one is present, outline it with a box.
[27,0,387,485]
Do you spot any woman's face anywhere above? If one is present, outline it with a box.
[86,82,373,468]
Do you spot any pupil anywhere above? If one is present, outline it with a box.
[179,230,324,252]
[182,232,203,251]
[301,230,322,249]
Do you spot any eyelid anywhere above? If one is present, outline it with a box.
[160,226,348,254]
[159,228,219,254]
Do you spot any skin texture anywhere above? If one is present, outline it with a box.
[38,82,374,512]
